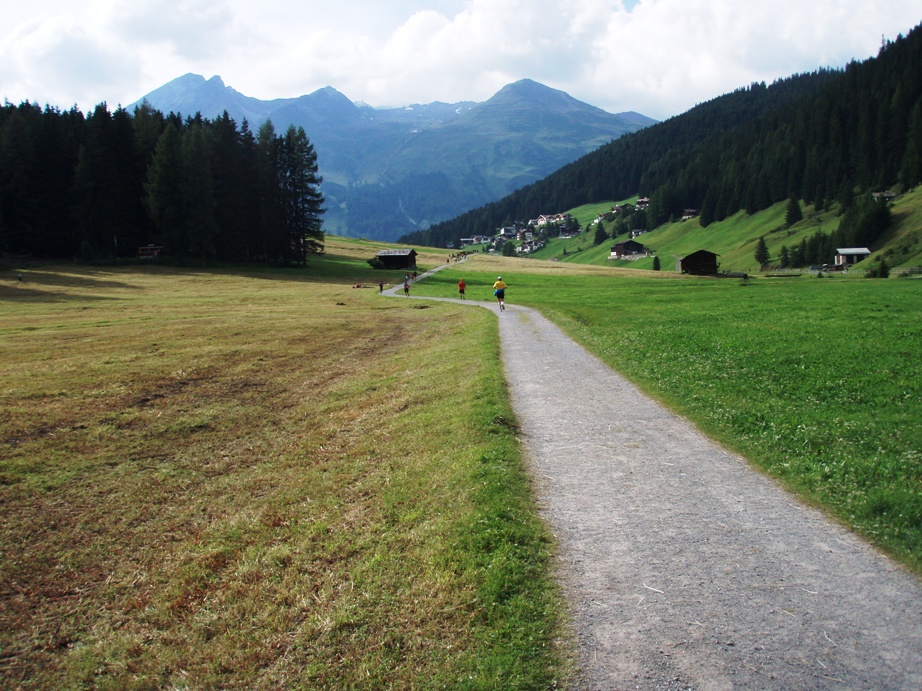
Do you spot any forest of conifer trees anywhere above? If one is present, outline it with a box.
[0,102,324,265]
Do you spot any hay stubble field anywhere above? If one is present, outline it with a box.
[0,244,569,688]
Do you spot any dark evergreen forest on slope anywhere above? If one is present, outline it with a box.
[402,23,922,249]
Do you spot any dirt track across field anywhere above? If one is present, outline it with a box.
[386,270,922,689]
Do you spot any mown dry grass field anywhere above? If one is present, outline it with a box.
[0,246,569,688]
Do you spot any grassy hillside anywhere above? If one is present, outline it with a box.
[526,188,922,274]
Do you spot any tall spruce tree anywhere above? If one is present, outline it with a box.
[72,104,120,258]
[593,220,608,245]
[144,123,187,257]
[276,125,325,265]
[785,197,803,226]
[256,120,283,262]
[754,236,770,265]
[180,124,217,264]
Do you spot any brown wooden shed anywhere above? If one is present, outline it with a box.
[677,249,719,275]
[375,248,418,270]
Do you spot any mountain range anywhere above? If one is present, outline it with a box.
[134,75,656,240]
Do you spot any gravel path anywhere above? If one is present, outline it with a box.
[387,269,922,689]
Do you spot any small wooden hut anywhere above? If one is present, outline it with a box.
[375,249,418,270]
[677,249,719,275]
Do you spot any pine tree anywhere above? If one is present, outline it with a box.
[72,104,122,259]
[276,125,325,265]
[593,220,608,245]
[257,120,283,263]
[210,112,247,261]
[144,123,187,257]
[754,236,770,265]
[785,197,803,226]
[181,124,217,264]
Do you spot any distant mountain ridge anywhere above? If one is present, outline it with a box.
[134,75,656,240]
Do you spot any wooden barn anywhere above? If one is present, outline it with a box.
[677,249,719,275]
[375,248,418,270]
[834,247,872,266]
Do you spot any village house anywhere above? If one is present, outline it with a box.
[516,240,546,254]
[681,209,699,221]
[609,240,647,259]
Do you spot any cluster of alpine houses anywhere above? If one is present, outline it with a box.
[459,213,583,255]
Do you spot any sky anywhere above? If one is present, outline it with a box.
[2,1,921,121]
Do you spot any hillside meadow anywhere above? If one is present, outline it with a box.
[0,242,572,688]
[413,260,922,573]
[524,187,922,274]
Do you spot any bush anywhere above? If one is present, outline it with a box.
[865,258,890,278]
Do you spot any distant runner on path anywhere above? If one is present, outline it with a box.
[492,276,507,311]
[458,278,466,299]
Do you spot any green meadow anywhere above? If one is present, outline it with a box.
[414,262,922,572]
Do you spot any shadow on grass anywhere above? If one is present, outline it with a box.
[1,254,436,301]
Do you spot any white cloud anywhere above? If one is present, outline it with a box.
[2,0,921,118]
[0,10,142,109]
[109,0,236,60]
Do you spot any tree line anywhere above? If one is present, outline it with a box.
[402,23,922,254]
[0,102,324,264]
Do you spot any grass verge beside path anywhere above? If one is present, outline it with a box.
[412,260,922,575]
[0,261,570,688]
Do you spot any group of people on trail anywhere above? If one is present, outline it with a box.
[374,271,418,296]
[454,276,507,310]
[379,271,509,308]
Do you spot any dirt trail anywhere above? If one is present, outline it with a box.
[388,269,922,689]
